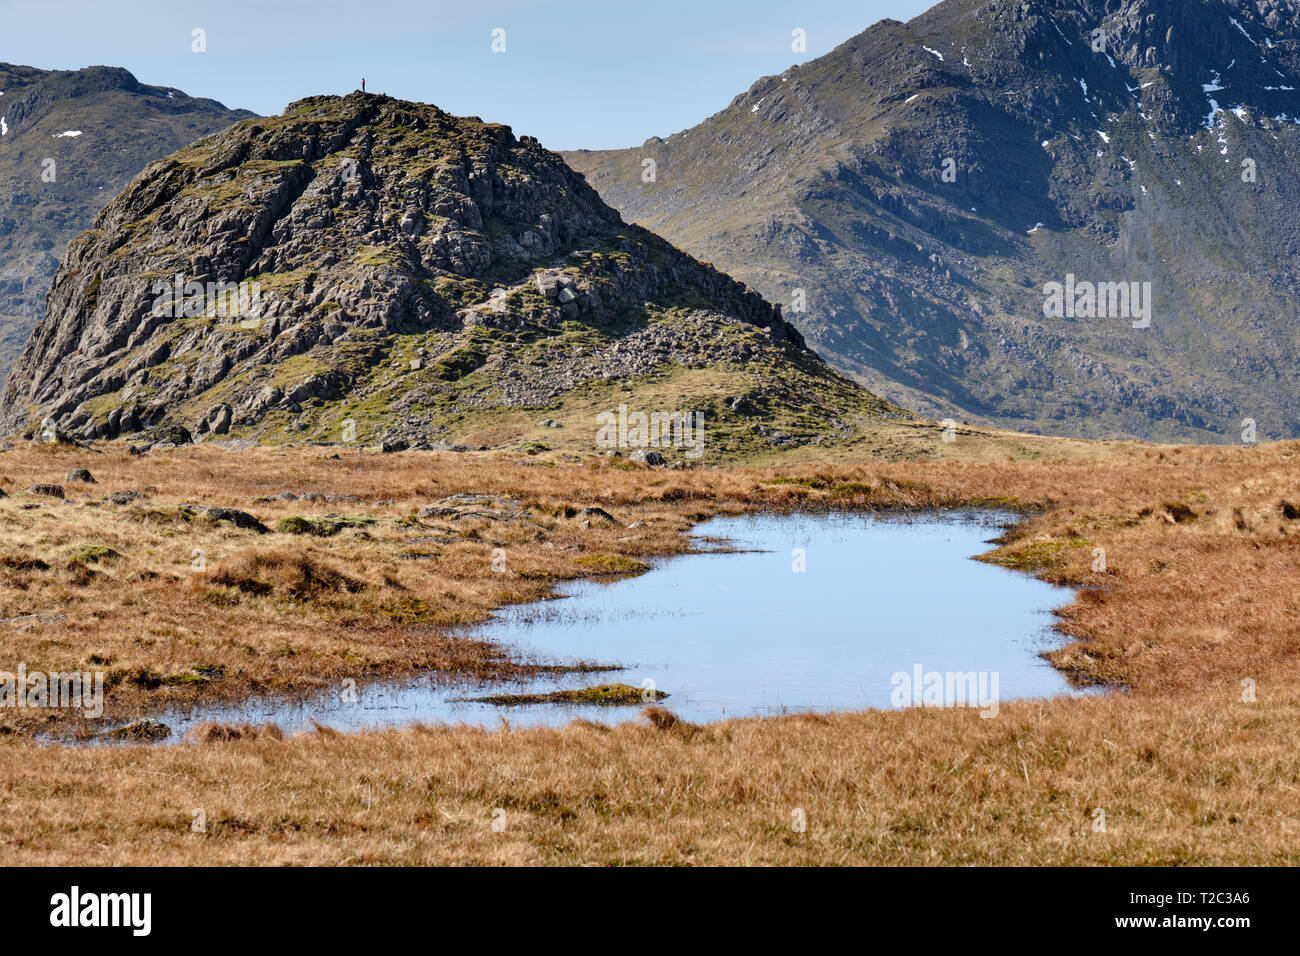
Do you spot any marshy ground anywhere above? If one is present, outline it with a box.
[0,425,1297,863]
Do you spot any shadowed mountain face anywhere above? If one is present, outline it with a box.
[0,64,254,381]
[565,0,1300,443]
[0,93,903,458]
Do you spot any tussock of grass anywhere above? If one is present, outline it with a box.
[983,537,1090,570]
[8,690,1299,864]
[208,551,365,600]
[572,554,650,575]
[1,554,51,572]
[188,722,284,743]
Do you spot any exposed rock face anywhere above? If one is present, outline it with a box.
[0,93,900,453]
[566,0,1300,442]
[0,63,253,382]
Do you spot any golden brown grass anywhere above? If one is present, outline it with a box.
[2,691,1297,865]
[0,433,1297,864]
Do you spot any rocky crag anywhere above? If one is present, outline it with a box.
[0,93,905,461]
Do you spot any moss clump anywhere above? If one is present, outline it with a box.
[355,245,407,270]
[464,683,669,706]
[574,554,650,575]
[273,514,376,536]
[273,515,319,535]
[68,545,123,564]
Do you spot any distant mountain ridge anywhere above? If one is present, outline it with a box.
[0,63,253,380]
[565,0,1300,442]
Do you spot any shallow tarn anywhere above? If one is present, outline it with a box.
[131,510,1089,741]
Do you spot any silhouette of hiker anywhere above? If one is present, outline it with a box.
[362,78,366,93]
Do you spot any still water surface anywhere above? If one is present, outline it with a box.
[149,510,1079,738]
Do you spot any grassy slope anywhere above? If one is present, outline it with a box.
[171,307,905,465]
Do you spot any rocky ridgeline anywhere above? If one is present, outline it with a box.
[566,0,1300,442]
[0,92,870,450]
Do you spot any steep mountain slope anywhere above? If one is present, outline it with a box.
[0,63,253,380]
[0,93,906,461]
[565,0,1300,442]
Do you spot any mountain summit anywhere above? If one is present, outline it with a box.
[566,0,1300,442]
[0,93,901,458]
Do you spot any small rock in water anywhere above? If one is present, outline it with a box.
[99,719,171,742]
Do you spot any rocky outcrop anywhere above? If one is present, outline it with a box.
[0,93,895,450]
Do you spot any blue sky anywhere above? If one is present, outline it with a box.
[4,0,934,150]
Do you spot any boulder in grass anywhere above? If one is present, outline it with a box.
[103,489,144,505]
[628,449,666,466]
[182,504,269,534]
